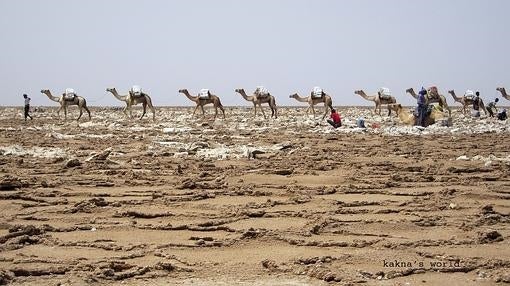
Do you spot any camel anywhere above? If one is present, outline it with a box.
[496,87,510,101]
[448,90,487,115]
[178,89,225,120]
[40,89,91,121]
[106,87,156,120]
[406,88,451,115]
[235,88,277,119]
[289,92,333,119]
[354,89,396,116]
[389,103,450,127]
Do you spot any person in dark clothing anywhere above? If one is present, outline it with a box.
[416,87,427,127]
[487,98,499,117]
[473,91,481,111]
[497,109,507,121]
[23,94,33,121]
[327,109,341,128]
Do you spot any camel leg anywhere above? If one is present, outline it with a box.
[213,107,218,121]
[85,106,91,120]
[145,98,156,121]
[322,104,329,120]
[64,107,67,120]
[122,105,129,118]
[219,105,226,119]
[259,103,267,119]
[311,105,316,119]
[77,107,83,121]
[192,105,199,117]
[200,105,206,117]
[56,106,63,118]
[140,103,147,120]
[253,103,257,117]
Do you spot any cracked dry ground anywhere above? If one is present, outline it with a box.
[0,113,509,285]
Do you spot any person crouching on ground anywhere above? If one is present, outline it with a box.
[487,98,499,118]
[497,109,507,121]
[327,109,341,128]
[23,94,33,121]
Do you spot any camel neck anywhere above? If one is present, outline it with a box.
[238,91,253,101]
[293,94,308,102]
[182,91,198,101]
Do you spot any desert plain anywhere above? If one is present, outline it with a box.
[0,106,509,285]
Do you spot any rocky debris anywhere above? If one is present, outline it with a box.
[9,266,69,277]
[295,256,335,265]
[95,261,150,280]
[476,205,510,226]
[274,169,293,176]
[261,259,280,270]
[477,230,503,244]
[244,209,266,218]
[118,210,174,219]
[85,148,111,162]
[67,197,108,213]
[241,228,266,239]
[0,175,23,190]
[481,205,495,214]
[0,225,46,244]
[64,158,81,168]
[302,264,342,282]
[0,270,14,285]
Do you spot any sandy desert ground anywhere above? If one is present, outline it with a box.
[0,105,509,285]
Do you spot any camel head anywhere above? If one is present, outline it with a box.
[289,93,298,99]
[106,87,116,93]
[354,90,363,95]
[448,90,454,95]
[178,89,188,94]
[40,89,50,95]
[405,88,414,94]
[496,87,505,93]
[234,88,244,94]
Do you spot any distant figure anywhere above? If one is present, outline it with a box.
[487,98,499,118]
[472,91,481,117]
[497,109,507,121]
[416,87,427,127]
[327,109,341,128]
[23,94,33,121]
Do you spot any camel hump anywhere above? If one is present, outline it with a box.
[312,86,324,98]
[379,87,392,99]
[379,87,391,96]
[64,88,77,101]
[428,86,438,95]
[464,89,475,99]
[255,86,269,97]
[131,85,143,97]
[199,89,211,99]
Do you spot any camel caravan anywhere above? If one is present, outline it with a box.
[37,85,508,125]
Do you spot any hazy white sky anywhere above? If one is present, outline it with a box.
[1,0,509,107]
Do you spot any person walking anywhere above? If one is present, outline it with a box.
[416,87,427,127]
[23,94,33,121]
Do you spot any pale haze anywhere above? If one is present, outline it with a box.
[1,0,509,107]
